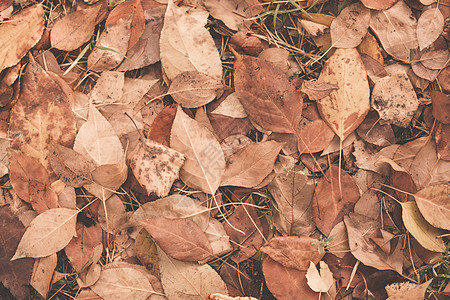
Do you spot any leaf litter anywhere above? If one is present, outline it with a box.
[1,0,449,299]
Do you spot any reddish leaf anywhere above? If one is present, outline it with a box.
[435,123,450,160]
[313,165,360,235]
[141,216,213,262]
[148,104,177,146]
[297,119,335,154]
[360,0,398,10]
[233,52,303,133]
[431,90,450,124]
[65,223,103,272]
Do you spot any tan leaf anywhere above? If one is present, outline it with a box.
[203,0,262,31]
[86,160,128,200]
[9,151,59,214]
[211,93,248,118]
[420,49,449,70]
[317,48,370,139]
[386,280,432,300]
[369,1,418,62]
[97,195,127,234]
[0,4,44,71]
[401,201,446,252]
[209,294,257,300]
[134,229,160,278]
[90,266,155,300]
[12,208,78,260]
[371,71,419,127]
[141,216,213,262]
[158,247,228,299]
[160,0,222,83]
[413,185,450,230]
[313,165,360,235]
[233,52,303,133]
[170,106,225,194]
[220,141,283,188]
[168,71,224,108]
[89,71,124,105]
[65,222,102,272]
[331,3,371,48]
[305,261,334,293]
[9,59,76,175]
[261,236,323,271]
[360,0,398,10]
[298,119,335,154]
[417,7,444,51]
[31,253,57,299]
[300,80,338,101]
[129,139,184,197]
[50,6,100,51]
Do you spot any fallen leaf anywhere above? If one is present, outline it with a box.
[358,33,385,65]
[417,7,444,51]
[12,208,78,260]
[211,93,248,118]
[31,253,57,298]
[298,119,335,153]
[313,165,360,235]
[148,104,177,146]
[168,71,224,108]
[65,222,102,272]
[331,3,370,48]
[128,139,184,197]
[371,71,419,127]
[50,6,100,51]
[261,236,323,271]
[300,80,338,101]
[134,229,160,278]
[0,206,34,300]
[410,49,439,81]
[0,4,44,71]
[360,0,398,10]
[220,141,283,188]
[413,185,449,230]
[203,0,261,31]
[98,194,127,234]
[369,1,418,62]
[268,155,316,236]
[233,52,303,133]
[9,151,59,214]
[9,59,76,175]
[431,90,450,124]
[327,222,350,258]
[158,247,228,299]
[160,0,222,83]
[385,279,432,299]
[420,49,449,70]
[356,110,395,147]
[209,294,257,300]
[170,106,225,194]
[305,261,334,293]
[141,216,213,262]
[401,201,446,252]
[90,266,155,300]
[435,123,450,160]
[317,48,370,139]
[89,71,125,105]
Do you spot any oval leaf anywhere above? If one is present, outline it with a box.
[331,3,371,48]
[417,7,444,51]
[297,119,335,154]
[413,185,449,230]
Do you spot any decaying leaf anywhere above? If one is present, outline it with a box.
[385,280,432,300]
[65,222,102,272]
[203,0,262,31]
[360,0,398,10]
[417,7,444,51]
[300,80,338,101]
[0,4,44,71]
[297,119,335,154]
[98,194,127,234]
[89,71,125,105]
[31,253,57,299]
[128,138,184,197]
[170,106,225,194]
[142,216,213,262]
[305,261,334,293]
[12,208,78,260]
[317,48,370,139]
[211,93,248,118]
[413,185,449,230]
[331,3,370,48]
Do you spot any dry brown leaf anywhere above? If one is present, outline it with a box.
[9,59,76,175]
[358,33,384,65]
[268,155,315,236]
[65,222,102,272]
[31,253,57,299]
[9,151,59,214]
[417,7,444,51]
[317,48,370,139]
[50,6,100,51]
[371,71,419,127]
[410,49,439,81]
[220,141,283,188]
[98,194,127,234]
[209,294,257,300]
[160,0,222,83]
[211,93,248,119]
[203,0,262,31]
[331,3,370,48]
[413,185,449,230]
[420,49,449,70]
[298,119,335,154]
[90,266,155,300]
[370,1,418,62]
[141,216,213,262]
[148,104,177,146]
[128,138,184,197]
[313,165,360,235]
[356,111,395,147]
[360,0,398,10]
[168,71,224,108]
[89,71,124,105]
[261,236,323,271]
[170,106,225,194]
[0,4,44,71]
[158,247,228,299]
[435,123,450,160]
[233,52,303,133]
[12,208,78,260]
[300,80,338,101]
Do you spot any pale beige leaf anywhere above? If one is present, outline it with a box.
[12,208,78,260]
[98,195,127,234]
[168,71,224,108]
[209,294,257,300]
[160,0,222,82]
[417,7,444,51]
[0,138,10,177]
[305,261,334,293]
[89,71,124,105]
[401,201,445,252]
[170,106,225,194]
[369,1,418,62]
[386,280,432,300]
[158,247,228,299]
[91,267,155,300]
[129,139,185,197]
[211,93,248,118]
[414,185,450,230]
[371,71,419,127]
[74,104,125,166]
[220,141,283,188]
[331,3,370,48]
[317,48,370,139]
[31,253,57,299]
[203,0,261,31]
[0,4,44,71]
